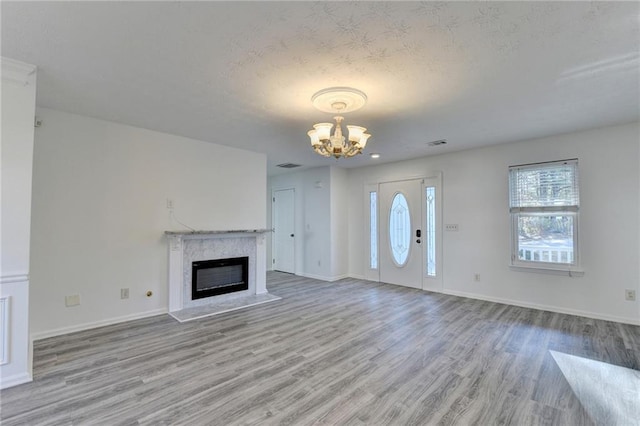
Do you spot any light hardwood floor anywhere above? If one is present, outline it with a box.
[1,272,639,425]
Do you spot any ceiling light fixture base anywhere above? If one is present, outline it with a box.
[311,87,368,113]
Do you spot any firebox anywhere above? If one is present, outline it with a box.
[191,256,249,300]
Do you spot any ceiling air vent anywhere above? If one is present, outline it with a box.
[276,163,302,169]
[427,139,447,147]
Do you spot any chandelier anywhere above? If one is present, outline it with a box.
[307,87,371,159]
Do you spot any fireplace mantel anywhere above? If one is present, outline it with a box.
[165,229,271,314]
[165,229,271,236]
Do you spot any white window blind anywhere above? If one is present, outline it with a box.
[509,159,579,212]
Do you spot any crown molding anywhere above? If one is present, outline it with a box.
[1,57,37,86]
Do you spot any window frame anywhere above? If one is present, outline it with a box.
[508,159,583,274]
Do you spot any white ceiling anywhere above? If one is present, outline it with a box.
[3,1,639,175]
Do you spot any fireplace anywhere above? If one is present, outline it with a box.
[192,256,249,300]
[166,230,271,314]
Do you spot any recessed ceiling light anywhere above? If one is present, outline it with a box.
[370,153,380,159]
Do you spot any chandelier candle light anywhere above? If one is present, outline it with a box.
[307,87,372,159]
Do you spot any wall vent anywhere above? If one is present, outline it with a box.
[276,163,302,168]
[427,139,447,147]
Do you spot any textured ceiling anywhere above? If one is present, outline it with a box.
[2,1,639,175]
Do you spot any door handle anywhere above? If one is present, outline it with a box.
[416,239,421,244]
[290,234,294,237]
[416,229,421,238]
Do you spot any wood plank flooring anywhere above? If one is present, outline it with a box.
[1,272,639,425]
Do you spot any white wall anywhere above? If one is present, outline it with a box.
[268,167,338,280]
[0,58,37,388]
[30,108,266,338]
[348,123,640,325]
[267,166,350,281]
[330,167,349,278]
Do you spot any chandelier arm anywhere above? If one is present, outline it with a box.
[317,143,332,157]
[323,140,332,156]
[316,148,330,157]
[344,143,359,157]
[345,147,358,157]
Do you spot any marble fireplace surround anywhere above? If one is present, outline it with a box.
[165,230,277,321]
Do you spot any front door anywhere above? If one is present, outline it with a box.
[379,179,423,288]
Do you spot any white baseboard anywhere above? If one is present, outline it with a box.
[31,308,168,341]
[300,273,349,282]
[348,273,366,280]
[0,372,32,389]
[330,274,349,282]
[440,289,640,326]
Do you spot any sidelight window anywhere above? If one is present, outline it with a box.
[425,186,436,276]
[370,191,378,269]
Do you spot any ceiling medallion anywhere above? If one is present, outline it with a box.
[307,87,371,159]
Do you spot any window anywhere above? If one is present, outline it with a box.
[425,186,436,276]
[389,192,411,266]
[509,159,580,271]
[369,191,377,269]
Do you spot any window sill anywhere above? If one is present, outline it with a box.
[509,264,585,277]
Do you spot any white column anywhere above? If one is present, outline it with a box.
[255,234,267,294]
[167,235,183,313]
[0,58,37,389]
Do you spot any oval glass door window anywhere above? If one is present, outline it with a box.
[389,192,411,266]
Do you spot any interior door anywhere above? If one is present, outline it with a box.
[272,188,295,274]
[379,179,423,288]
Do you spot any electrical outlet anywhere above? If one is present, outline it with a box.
[625,289,636,301]
[65,294,80,307]
[445,224,459,232]
[166,198,174,209]
[121,288,130,299]
[474,273,481,282]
